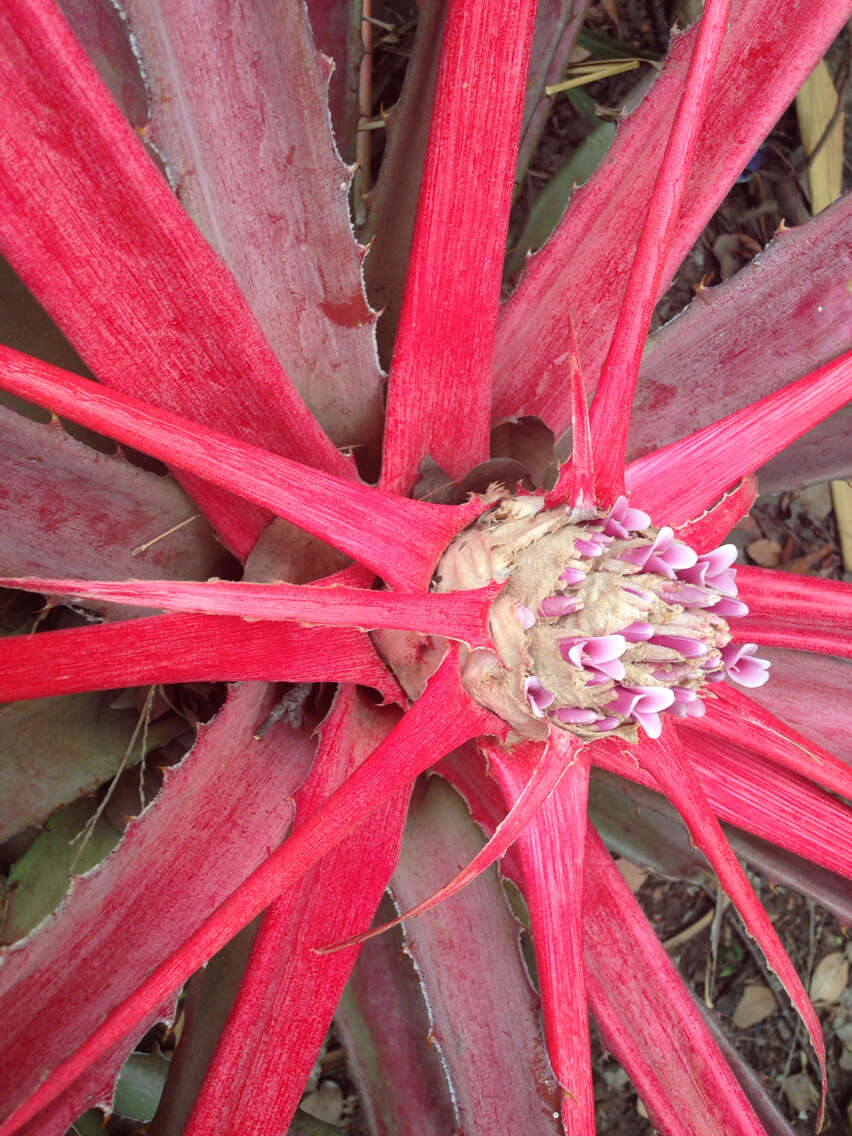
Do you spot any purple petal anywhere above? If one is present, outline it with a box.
[555,706,599,725]
[524,676,555,716]
[722,642,771,688]
[516,604,535,630]
[604,495,651,538]
[622,621,654,642]
[589,657,626,681]
[559,567,586,585]
[539,594,583,617]
[661,585,717,608]
[634,710,664,738]
[629,686,676,714]
[592,716,621,732]
[650,634,708,658]
[712,597,749,618]
[583,634,627,663]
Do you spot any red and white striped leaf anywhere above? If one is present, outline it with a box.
[0,575,499,647]
[673,476,757,552]
[699,685,852,799]
[383,775,562,1133]
[594,731,852,882]
[626,724,827,1127]
[0,684,317,1133]
[0,650,503,1136]
[0,3,352,557]
[492,0,849,430]
[745,649,852,764]
[731,621,852,661]
[677,730,852,880]
[0,347,489,592]
[0,406,221,599]
[625,350,852,526]
[489,737,594,1134]
[319,734,572,953]
[112,0,384,453]
[589,0,731,503]
[583,826,767,1135]
[381,0,538,493]
[0,613,399,704]
[626,193,852,475]
[736,568,852,631]
[361,0,444,363]
[335,898,458,1135]
[184,689,408,1135]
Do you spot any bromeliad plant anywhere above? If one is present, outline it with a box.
[0,0,850,1133]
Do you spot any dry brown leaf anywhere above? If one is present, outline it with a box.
[782,1071,818,1115]
[796,60,843,214]
[732,982,777,1028]
[300,1080,345,1128]
[615,857,649,894]
[809,951,849,1003]
[746,538,782,568]
[830,480,852,573]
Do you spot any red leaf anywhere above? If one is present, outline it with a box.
[319,733,573,953]
[0,346,490,592]
[0,684,317,1131]
[0,3,352,557]
[0,649,503,1136]
[0,612,400,704]
[626,193,852,473]
[678,729,852,879]
[699,684,852,800]
[588,0,731,503]
[747,648,852,763]
[113,0,384,452]
[381,0,538,493]
[626,724,827,1127]
[583,827,767,1135]
[378,776,561,1132]
[0,406,221,598]
[184,689,409,1135]
[736,568,852,631]
[625,349,852,526]
[0,575,499,647]
[673,476,757,552]
[489,737,594,1133]
[492,0,849,430]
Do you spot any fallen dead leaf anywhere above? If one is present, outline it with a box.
[300,1080,345,1128]
[732,982,777,1028]
[746,538,782,568]
[783,541,835,575]
[809,951,849,1003]
[614,857,649,894]
[781,1071,818,1116]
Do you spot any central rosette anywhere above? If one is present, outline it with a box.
[435,493,767,741]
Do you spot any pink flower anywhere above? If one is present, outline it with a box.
[0,3,848,1135]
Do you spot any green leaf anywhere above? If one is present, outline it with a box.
[0,691,184,841]
[0,798,120,944]
[113,1050,171,1122]
[506,121,616,279]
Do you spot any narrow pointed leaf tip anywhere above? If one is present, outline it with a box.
[381,0,538,493]
[0,576,500,647]
[314,736,576,954]
[0,649,505,1136]
[545,313,595,508]
[0,347,491,591]
[589,0,731,503]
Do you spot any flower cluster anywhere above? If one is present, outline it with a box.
[440,494,769,740]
